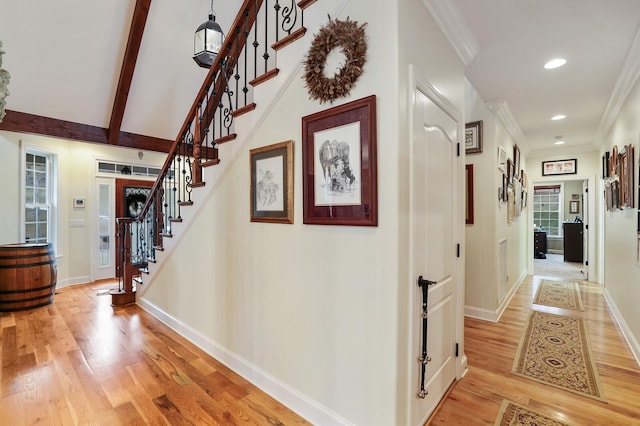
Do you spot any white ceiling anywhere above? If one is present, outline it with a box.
[2,1,640,157]
[448,0,640,156]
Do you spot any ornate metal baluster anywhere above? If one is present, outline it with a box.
[280,0,297,35]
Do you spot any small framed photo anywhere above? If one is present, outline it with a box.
[497,146,507,172]
[302,95,377,226]
[250,140,294,224]
[542,159,577,176]
[73,198,85,208]
[569,200,579,214]
[465,120,483,154]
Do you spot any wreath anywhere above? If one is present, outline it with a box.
[303,17,367,104]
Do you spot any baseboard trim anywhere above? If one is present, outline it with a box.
[603,289,640,368]
[465,271,526,322]
[137,297,355,426]
[56,276,91,289]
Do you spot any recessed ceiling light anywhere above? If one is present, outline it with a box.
[554,140,565,145]
[551,114,566,121]
[544,58,567,69]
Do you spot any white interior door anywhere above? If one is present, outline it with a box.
[410,87,458,425]
[582,180,589,279]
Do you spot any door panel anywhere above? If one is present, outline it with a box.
[411,88,458,425]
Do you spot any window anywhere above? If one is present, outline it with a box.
[533,185,562,237]
[24,150,57,246]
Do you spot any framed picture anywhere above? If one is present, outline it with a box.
[465,120,483,154]
[513,144,521,177]
[73,198,85,208]
[542,159,577,176]
[466,164,474,224]
[570,200,579,214]
[250,140,294,224]
[302,95,377,226]
[497,146,507,172]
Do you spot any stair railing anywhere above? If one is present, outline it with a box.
[114,0,314,299]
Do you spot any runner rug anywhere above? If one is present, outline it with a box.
[512,310,605,401]
[494,400,570,426]
[533,279,584,311]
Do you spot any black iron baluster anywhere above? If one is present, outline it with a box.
[281,0,297,35]
[234,28,241,110]
[263,0,269,74]
[274,1,280,43]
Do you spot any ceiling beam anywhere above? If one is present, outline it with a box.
[108,0,152,145]
[0,110,174,153]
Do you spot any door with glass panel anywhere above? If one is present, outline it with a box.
[92,178,115,281]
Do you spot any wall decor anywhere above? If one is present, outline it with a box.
[507,158,514,184]
[302,95,377,226]
[73,198,85,208]
[541,159,577,176]
[466,164,474,224]
[303,17,367,104]
[604,144,635,211]
[570,200,579,214]
[513,144,521,177]
[0,40,10,123]
[465,120,483,154]
[497,146,507,172]
[250,140,293,224]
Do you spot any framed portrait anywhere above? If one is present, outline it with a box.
[250,140,294,224]
[465,120,483,154]
[466,164,474,224]
[302,95,377,226]
[570,200,579,214]
[497,146,507,172]
[541,159,577,176]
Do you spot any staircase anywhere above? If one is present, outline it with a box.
[112,0,324,305]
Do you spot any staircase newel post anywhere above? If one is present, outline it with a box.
[111,218,136,306]
[192,116,203,185]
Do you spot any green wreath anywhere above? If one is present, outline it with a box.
[303,17,368,104]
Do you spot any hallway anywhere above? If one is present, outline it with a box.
[430,275,640,425]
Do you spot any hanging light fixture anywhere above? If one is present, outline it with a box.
[193,0,224,68]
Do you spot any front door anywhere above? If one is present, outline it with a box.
[410,85,459,425]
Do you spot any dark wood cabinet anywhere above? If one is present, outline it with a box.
[534,231,547,254]
[563,222,583,263]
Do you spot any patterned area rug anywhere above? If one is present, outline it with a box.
[512,311,605,401]
[494,400,570,426]
[533,280,584,311]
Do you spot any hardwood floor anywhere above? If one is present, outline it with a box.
[0,280,309,425]
[429,275,640,425]
[2,276,639,425]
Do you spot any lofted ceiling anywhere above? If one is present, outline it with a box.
[0,0,235,152]
[2,1,640,157]
[437,0,640,156]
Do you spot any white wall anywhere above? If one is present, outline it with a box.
[139,0,466,424]
[464,83,529,320]
[0,130,165,286]
[599,73,640,363]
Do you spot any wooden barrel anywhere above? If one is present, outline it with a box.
[0,243,57,312]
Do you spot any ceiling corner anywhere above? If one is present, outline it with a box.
[593,24,640,148]
[422,0,479,66]
[486,99,530,155]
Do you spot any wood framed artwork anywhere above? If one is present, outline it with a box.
[73,198,85,208]
[513,144,521,177]
[542,159,577,176]
[302,95,377,226]
[466,164,474,224]
[250,140,294,224]
[465,120,483,154]
[570,200,579,214]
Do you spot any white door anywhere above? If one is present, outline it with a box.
[410,87,459,425]
[92,178,115,281]
[582,180,589,279]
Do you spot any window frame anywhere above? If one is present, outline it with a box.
[21,145,58,251]
[533,184,564,238]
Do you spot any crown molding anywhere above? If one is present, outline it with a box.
[422,0,479,66]
[485,99,530,155]
[527,143,598,160]
[593,24,640,148]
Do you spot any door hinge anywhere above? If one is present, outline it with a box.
[586,261,589,266]
[457,143,460,157]
[455,343,459,357]
[585,188,589,193]
[456,244,460,257]
[586,224,588,230]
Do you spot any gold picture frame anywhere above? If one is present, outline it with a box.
[250,140,294,224]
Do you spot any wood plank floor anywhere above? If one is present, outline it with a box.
[0,280,310,425]
[429,275,640,425]
[2,275,639,425]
